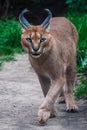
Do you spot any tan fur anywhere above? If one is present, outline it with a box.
[21,17,79,124]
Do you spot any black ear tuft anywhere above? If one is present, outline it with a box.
[19,8,31,28]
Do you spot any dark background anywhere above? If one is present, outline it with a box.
[0,0,86,18]
[1,0,87,24]
[0,0,67,18]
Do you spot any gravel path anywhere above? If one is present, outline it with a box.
[0,54,87,130]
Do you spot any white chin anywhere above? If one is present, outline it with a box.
[31,54,41,58]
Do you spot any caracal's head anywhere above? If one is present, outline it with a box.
[19,9,52,58]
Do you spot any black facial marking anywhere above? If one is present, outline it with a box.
[26,38,32,43]
[40,37,46,43]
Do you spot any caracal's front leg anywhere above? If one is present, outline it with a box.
[37,74,51,97]
[38,77,65,124]
[38,74,56,119]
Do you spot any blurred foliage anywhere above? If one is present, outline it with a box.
[0,19,22,66]
[75,78,87,98]
[66,0,87,13]
[0,19,21,45]
[67,12,87,98]
[67,14,87,74]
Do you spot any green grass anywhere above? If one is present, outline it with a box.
[0,55,16,62]
[0,61,3,69]
[67,13,87,69]
[75,85,87,99]
[75,78,87,99]
[67,13,87,98]
[0,18,22,68]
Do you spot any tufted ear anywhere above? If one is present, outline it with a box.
[45,25,50,32]
[41,9,52,29]
[21,27,26,33]
[19,8,31,29]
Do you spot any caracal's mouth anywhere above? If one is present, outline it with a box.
[31,53,41,58]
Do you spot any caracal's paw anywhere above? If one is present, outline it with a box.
[38,109,51,124]
[50,109,57,118]
[66,103,79,113]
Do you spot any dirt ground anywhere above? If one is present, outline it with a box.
[0,54,87,130]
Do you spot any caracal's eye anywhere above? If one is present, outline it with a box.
[40,37,46,43]
[26,38,32,43]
